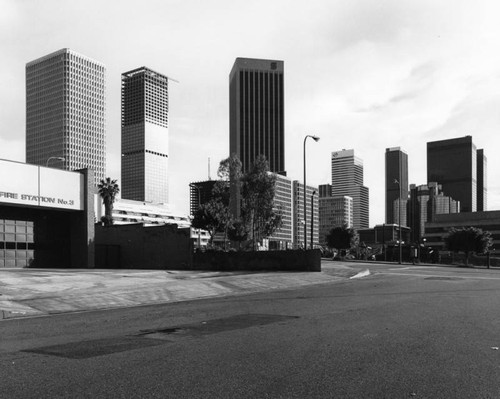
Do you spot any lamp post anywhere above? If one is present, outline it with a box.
[310,190,316,250]
[303,134,320,250]
[189,183,202,249]
[46,156,65,167]
[394,178,402,264]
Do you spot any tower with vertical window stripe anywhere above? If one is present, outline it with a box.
[229,58,285,174]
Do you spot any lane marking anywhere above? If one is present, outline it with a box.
[378,271,500,281]
[350,269,371,279]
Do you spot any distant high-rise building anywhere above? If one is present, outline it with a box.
[385,147,408,225]
[319,195,353,246]
[331,149,369,229]
[319,184,332,198]
[427,136,485,213]
[189,180,218,216]
[477,149,487,212]
[407,182,460,241]
[26,48,106,185]
[121,67,170,203]
[392,198,408,228]
[229,58,284,174]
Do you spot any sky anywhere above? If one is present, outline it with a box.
[1,0,500,226]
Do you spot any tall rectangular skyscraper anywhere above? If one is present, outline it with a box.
[229,58,285,174]
[385,147,408,225]
[121,67,169,204]
[26,48,106,185]
[427,136,485,213]
[331,149,369,229]
[477,149,487,211]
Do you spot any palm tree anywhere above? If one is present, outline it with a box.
[97,178,120,226]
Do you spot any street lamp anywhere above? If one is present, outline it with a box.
[46,156,65,167]
[310,190,316,250]
[303,134,320,250]
[189,183,202,249]
[394,178,402,264]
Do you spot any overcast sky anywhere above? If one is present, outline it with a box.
[1,0,500,226]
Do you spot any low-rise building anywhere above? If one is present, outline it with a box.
[425,211,500,253]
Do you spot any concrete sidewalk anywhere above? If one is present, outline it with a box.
[0,262,368,320]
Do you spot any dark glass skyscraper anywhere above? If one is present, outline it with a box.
[427,136,485,213]
[385,147,408,225]
[229,58,284,174]
[121,67,169,203]
[477,149,487,211]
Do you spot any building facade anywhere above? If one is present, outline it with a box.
[407,182,460,242]
[293,181,319,249]
[319,195,353,246]
[0,159,94,268]
[26,48,106,185]
[392,198,408,228]
[477,149,487,212]
[385,147,408,225]
[425,211,500,253]
[121,67,170,203]
[427,136,485,213]
[229,58,285,174]
[268,174,293,249]
[189,180,218,216]
[331,149,369,229]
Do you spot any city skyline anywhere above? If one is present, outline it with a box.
[2,0,500,226]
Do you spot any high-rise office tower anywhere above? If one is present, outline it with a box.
[229,58,285,174]
[477,149,487,211]
[331,149,369,229]
[385,147,408,225]
[121,67,169,203]
[26,48,106,185]
[427,136,485,213]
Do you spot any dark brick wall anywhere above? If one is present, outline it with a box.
[95,223,192,269]
[192,249,321,272]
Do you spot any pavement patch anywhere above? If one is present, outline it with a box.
[138,313,299,340]
[23,337,165,359]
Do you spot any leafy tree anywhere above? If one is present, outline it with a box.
[445,226,492,266]
[240,155,283,250]
[97,177,120,226]
[191,156,240,248]
[191,199,230,247]
[326,225,359,254]
[227,218,248,250]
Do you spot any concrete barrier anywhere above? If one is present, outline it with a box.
[192,249,321,272]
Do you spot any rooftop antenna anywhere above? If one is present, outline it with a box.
[208,157,211,180]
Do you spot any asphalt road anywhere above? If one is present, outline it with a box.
[2,262,500,398]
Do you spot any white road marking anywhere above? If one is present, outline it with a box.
[379,271,500,280]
